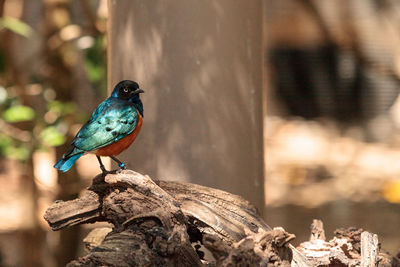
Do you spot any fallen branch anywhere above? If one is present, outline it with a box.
[44,170,306,266]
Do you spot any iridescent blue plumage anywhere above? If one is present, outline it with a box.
[54,80,144,173]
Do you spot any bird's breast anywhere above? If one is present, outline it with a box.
[95,114,143,156]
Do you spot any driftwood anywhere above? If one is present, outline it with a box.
[44,170,301,266]
[44,170,398,266]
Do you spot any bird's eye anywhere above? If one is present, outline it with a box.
[123,87,128,93]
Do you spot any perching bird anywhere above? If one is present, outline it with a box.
[54,80,144,173]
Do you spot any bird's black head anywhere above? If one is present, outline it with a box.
[111,80,144,116]
[112,80,144,100]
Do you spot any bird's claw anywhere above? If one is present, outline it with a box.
[100,168,111,176]
[119,162,126,169]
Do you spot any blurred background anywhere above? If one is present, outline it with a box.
[0,0,399,266]
[264,0,400,256]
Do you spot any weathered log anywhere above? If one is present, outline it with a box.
[44,170,306,266]
[59,170,202,266]
[44,171,269,241]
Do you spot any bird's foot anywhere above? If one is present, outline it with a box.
[100,168,112,177]
[97,156,112,176]
[110,156,127,171]
[100,165,119,176]
[116,164,127,174]
[118,162,126,170]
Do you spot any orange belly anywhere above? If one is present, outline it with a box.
[95,114,143,156]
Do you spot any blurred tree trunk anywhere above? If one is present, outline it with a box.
[108,0,265,211]
[41,1,81,266]
[1,0,105,265]
[0,0,46,265]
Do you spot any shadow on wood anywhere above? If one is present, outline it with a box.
[43,170,298,266]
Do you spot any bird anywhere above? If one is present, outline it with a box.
[54,80,144,173]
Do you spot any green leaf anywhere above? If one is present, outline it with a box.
[4,145,30,160]
[0,134,11,152]
[47,100,76,116]
[2,105,35,122]
[0,17,33,37]
[84,36,106,89]
[40,126,66,146]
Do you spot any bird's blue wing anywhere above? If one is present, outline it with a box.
[67,98,139,155]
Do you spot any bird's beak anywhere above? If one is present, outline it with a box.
[134,88,145,94]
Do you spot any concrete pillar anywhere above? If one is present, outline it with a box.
[108,0,265,210]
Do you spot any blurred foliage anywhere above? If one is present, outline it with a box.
[0,0,107,265]
[0,86,76,159]
[40,126,66,147]
[2,105,35,122]
[0,133,29,160]
[0,1,107,162]
[47,100,76,117]
[0,16,32,37]
[85,35,107,93]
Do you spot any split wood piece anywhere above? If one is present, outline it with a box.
[44,170,310,266]
[83,227,112,251]
[289,244,313,267]
[361,231,378,267]
[43,190,101,230]
[310,219,326,241]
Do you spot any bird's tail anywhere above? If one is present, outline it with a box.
[54,153,83,172]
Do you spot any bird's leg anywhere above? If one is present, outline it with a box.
[110,156,126,170]
[96,156,108,174]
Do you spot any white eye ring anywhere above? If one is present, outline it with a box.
[123,87,128,93]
